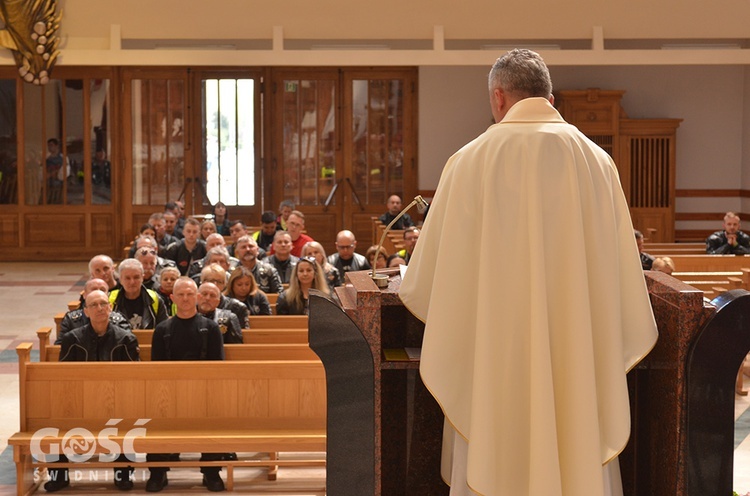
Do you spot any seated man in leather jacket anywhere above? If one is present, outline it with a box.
[47,290,140,492]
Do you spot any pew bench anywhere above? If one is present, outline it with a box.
[665,254,750,273]
[128,328,309,346]
[37,327,318,362]
[9,343,326,495]
[671,271,746,292]
[643,242,706,255]
[53,313,308,341]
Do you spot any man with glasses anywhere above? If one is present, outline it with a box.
[328,230,371,275]
[45,289,140,492]
[57,278,131,344]
[397,227,420,265]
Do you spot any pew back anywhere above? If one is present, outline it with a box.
[42,342,319,362]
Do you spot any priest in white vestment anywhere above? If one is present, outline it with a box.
[399,49,658,496]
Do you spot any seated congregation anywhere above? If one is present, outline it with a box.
[16,196,422,494]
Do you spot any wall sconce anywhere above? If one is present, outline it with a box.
[0,0,62,85]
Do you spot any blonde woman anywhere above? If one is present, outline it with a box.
[301,241,341,291]
[276,257,330,315]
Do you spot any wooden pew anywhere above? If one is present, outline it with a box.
[9,343,326,495]
[249,315,307,328]
[131,328,309,345]
[643,242,706,255]
[38,326,317,362]
[42,343,319,362]
[665,254,750,272]
[54,313,307,341]
[670,271,746,290]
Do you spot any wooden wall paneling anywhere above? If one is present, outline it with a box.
[25,214,85,246]
[91,213,115,248]
[304,212,338,255]
[0,214,19,246]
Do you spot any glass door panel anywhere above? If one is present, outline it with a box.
[281,78,337,207]
[203,78,257,207]
[351,79,405,206]
[0,79,16,205]
[63,80,85,205]
[131,78,186,206]
[90,79,112,204]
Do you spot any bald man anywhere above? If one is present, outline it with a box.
[147,277,225,492]
[328,230,371,275]
[57,278,131,344]
[197,282,243,344]
[379,194,415,230]
[88,254,118,290]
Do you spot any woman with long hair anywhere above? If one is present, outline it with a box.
[300,241,341,291]
[224,266,272,316]
[276,257,330,315]
[212,201,231,235]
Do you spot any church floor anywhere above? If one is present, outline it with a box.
[3,262,750,494]
[0,262,325,495]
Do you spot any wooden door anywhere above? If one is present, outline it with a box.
[191,69,264,224]
[121,68,192,240]
[343,69,417,250]
[271,69,342,253]
[0,67,121,260]
[271,68,417,254]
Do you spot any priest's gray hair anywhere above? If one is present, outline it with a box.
[488,48,553,99]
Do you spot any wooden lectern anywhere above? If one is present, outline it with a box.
[310,268,750,496]
[309,269,448,496]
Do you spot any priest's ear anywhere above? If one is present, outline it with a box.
[490,87,508,123]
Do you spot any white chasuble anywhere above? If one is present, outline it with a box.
[400,98,658,496]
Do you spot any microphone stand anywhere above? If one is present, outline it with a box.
[371,195,429,288]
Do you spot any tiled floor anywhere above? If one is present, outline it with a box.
[0,262,325,495]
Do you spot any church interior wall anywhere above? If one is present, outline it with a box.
[4,0,750,239]
[418,65,748,234]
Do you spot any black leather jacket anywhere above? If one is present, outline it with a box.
[57,308,131,345]
[219,295,250,328]
[250,262,283,294]
[59,322,140,362]
[706,230,750,254]
[203,308,243,344]
[109,286,168,329]
[265,255,299,285]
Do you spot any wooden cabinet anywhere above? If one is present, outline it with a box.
[557,89,681,242]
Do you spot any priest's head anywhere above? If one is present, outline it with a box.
[488,49,553,123]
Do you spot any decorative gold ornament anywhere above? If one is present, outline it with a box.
[0,0,61,85]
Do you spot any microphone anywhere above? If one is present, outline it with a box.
[371,195,429,288]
